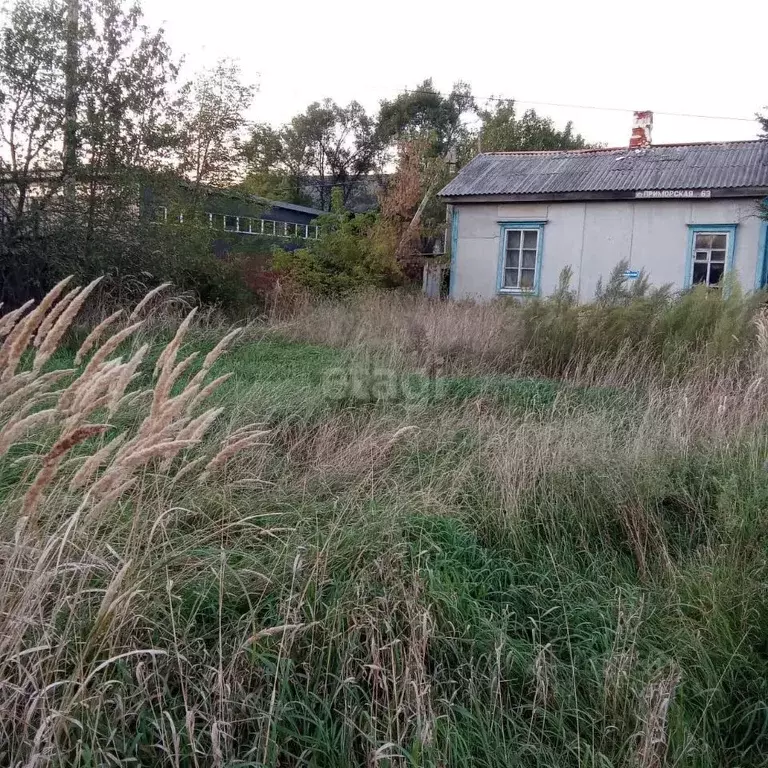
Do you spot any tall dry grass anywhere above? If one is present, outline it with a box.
[270,286,766,386]
[0,279,267,766]
[1,283,768,766]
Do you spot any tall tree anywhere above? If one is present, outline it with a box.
[244,99,381,210]
[176,58,255,193]
[62,0,79,201]
[376,81,474,259]
[77,0,179,173]
[471,99,586,156]
[0,0,67,217]
[0,0,187,302]
[377,79,475,157]
[242,120,314,205]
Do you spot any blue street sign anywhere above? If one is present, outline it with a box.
[623,270,640,279]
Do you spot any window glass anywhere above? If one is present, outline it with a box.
[690,230,730,287]
[502,228,539,290]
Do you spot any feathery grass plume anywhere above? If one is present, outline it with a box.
[160,407,224,472]
[636,667,681,768]
[171,454,207,484]
[89,439,200,500]
[114,388,151,412]
[33,286,82,349]
[153,307,197,379]
[83,477,138,523]
[69,358,125,412]
[90,439,201,500]
[74,309,124,365]
[34,277,103,373]
[69,433,127,491]
[202,328,242,371]
[199,430,270,482]
[186,373,233,416]
[90,558,134,637]
[0,277,74,378]
[59,322,144,413]
[182,328,241,401]
[139,352,200,439]
[117,438,200,471]
[108,343,148,413]
[177,407,224,443]
[0,409,57,459]
[128,282,173,322]
[0,298,34,340]
[20,424,110,519]
[228,421,267,439]
[0,371,34,407]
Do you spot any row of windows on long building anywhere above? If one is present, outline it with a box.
[155,207,321,240]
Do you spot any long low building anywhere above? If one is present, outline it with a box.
[438,113,768,301]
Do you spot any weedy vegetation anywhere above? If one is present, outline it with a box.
[1,282,767,767]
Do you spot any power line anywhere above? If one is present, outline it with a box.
[402,88,758,124]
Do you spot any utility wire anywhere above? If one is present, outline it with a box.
[402,88,758,124]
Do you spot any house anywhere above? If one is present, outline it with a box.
[438,113,768,301]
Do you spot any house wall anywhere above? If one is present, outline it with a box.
[451,198,767,302]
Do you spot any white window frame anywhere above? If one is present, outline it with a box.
[686,224,737,289]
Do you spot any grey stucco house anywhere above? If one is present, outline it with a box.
[439,130,768,302]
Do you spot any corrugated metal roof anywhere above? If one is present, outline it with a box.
[256,197,324,216]
[438,140,768,198]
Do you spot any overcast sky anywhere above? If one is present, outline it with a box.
[144,0,766,148]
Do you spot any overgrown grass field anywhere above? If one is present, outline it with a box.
[1,282,768,767]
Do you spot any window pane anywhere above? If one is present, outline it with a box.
[505,250,519,269]
[711,234,727,249]
[694,250,708,262]
[507,230,521,249]
[692,263,708,284]
[709,263,725,285]
[522,249,537,269]
[523,230,538,248]
[224,215,237,231]
[504,268,518,287]
[520,269,535,289]
[695,233,713,249]
[710,250,726,263]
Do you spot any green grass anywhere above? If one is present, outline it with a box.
[5,330,768,767]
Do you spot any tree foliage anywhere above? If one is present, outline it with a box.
[244,99,381,210]
[472,99,586,155]
[77,0,179,174]
[176,58,255,192]
[0,0,255,309]
[377,78,475,157]
[0,0,67,210]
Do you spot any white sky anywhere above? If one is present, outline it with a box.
[145,0,766,147]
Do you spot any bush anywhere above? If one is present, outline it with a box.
[0,178,255,315]
[273,192,402,297]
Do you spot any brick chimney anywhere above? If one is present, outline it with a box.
[630,110,653,148]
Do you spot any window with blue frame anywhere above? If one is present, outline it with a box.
[687,224,737,288]
[498,222,545,294]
